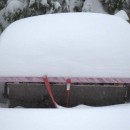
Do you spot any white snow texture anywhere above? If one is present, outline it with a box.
[0,103,130,130]
[0,13,130,78]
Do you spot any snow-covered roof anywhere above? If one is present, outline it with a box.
[0,13,130,79]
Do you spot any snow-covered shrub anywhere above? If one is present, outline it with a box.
[82,0,106,13]
[48,1,61,13]
[3,0,25,22]
[61,0,70,12]
[0,0,6,10]
[29,0,35,7]
[41,0,49,7]
[0,0,130,34]
[69,0,84,12]
[0,23,4,33]
[3,0,51,23]
[101,0,126,14]
[6,0,24,14]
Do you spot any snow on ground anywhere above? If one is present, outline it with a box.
[0,13,130,78]
[0,103,130,130]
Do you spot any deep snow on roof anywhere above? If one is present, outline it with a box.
[0,13,130,77]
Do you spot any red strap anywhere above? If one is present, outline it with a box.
[43,76,57,108]
[66,78,71,107]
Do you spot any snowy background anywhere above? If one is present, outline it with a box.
[0,0,130,34]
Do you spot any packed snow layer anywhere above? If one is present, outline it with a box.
[0,13,130,77]
[0,103,130,130]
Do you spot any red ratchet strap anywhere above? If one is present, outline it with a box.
[66,78,71,107]
[43,76,57,108]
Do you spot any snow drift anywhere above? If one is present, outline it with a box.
[115,10,129,21]
[0,13,130,78]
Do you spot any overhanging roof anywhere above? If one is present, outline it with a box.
[0,77,130,83]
